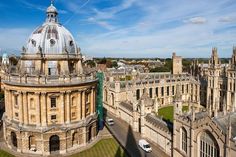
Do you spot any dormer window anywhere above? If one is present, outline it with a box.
[69,40,74,46]
[31,39,36,47]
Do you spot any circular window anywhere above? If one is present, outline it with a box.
[50,39,55,46]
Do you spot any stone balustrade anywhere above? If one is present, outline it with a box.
[3,73,97,86]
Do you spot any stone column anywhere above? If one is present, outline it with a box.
[81,91,85,119]
[35,92,41,126]
[90,89,94,114]
[23,92,29,125]
[66,91,71,124]
[19,92,24,125]
[9,90,13,120]
[163,86,166,105]
[77,91,82,120]
[93,88,96,113]
[41,92,47,126]
[60,91,65,124]
[5,90,9,119]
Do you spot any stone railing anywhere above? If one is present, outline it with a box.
[3,73,97,86]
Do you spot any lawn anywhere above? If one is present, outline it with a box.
[71,138,128,157]
[158,105,189,123]
[0,150,14,157]
[0,138,127,157]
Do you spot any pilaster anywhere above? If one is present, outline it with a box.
[77,91,81,120]
[60,91,65,124]
[41,92,47,126]
[90,88,94,114]
[66,91,71,124]
[19,92,23,125]
[35,92,41,126]
[22,91,29,125]
[82,91,85,119]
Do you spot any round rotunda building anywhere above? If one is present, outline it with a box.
[2,2,98,156]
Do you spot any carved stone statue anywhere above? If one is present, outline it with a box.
[22,46,26,52]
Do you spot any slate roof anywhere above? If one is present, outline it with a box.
[119,101,133,112]
[214,112,236,138]
[145,113,173,132]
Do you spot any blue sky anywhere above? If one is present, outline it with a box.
[0,0,236,58]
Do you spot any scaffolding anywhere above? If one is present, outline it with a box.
[96,72,104,129]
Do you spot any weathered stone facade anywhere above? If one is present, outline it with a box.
[103,55,200,156]
[1,2,98,156]
[173,102,236,157]
[104,50,236,157]
[191,47,236,115]
[104,72,200,114]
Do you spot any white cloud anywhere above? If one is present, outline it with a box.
[87,17,115,30]
[84,0,137,29]
[218,16,236,22]
[184,17,207,24]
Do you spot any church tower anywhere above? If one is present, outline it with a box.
[172,52,183,75]
[174,85,183,115]
[207,47,221,116]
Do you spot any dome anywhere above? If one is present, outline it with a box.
[24,3,79,55]
[25,23,78,54]
[47,4,58,14]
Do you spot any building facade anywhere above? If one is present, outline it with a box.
[103,54,200,155]
[104,49,236,157]
[191,47,236,115]
[1,3,98,156]
[173,92,236,157]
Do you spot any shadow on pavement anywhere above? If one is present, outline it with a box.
[125,125,142,157]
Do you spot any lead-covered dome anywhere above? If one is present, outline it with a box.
[25,3,78,54]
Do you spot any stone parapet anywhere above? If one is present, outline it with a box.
[3,73,97,86]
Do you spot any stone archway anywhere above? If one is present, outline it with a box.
[29,135,36,151]
[11,132,17,148]
[88,126,93,142]
[198,131,219,157]
[72,132,79,146]
[49,135,60,153]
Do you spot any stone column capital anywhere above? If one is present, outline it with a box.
[60,91,66,94]
[41,92,47,96]
[66,90,72,94]
[35,92,41,95]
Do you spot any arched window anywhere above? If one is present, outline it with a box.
[136,89,140,100]
[14,95,18,106]
[30,98,35,109]
[111,93,114,106]
[72,132,79,146]
[181,127,187,153]
[88,126,93,142]
[49,135,60,153]
[29,135,36,151]
[105,89,108,102]
[11,132,17,148]
[72,97,76,106]
[199,131,219,157]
